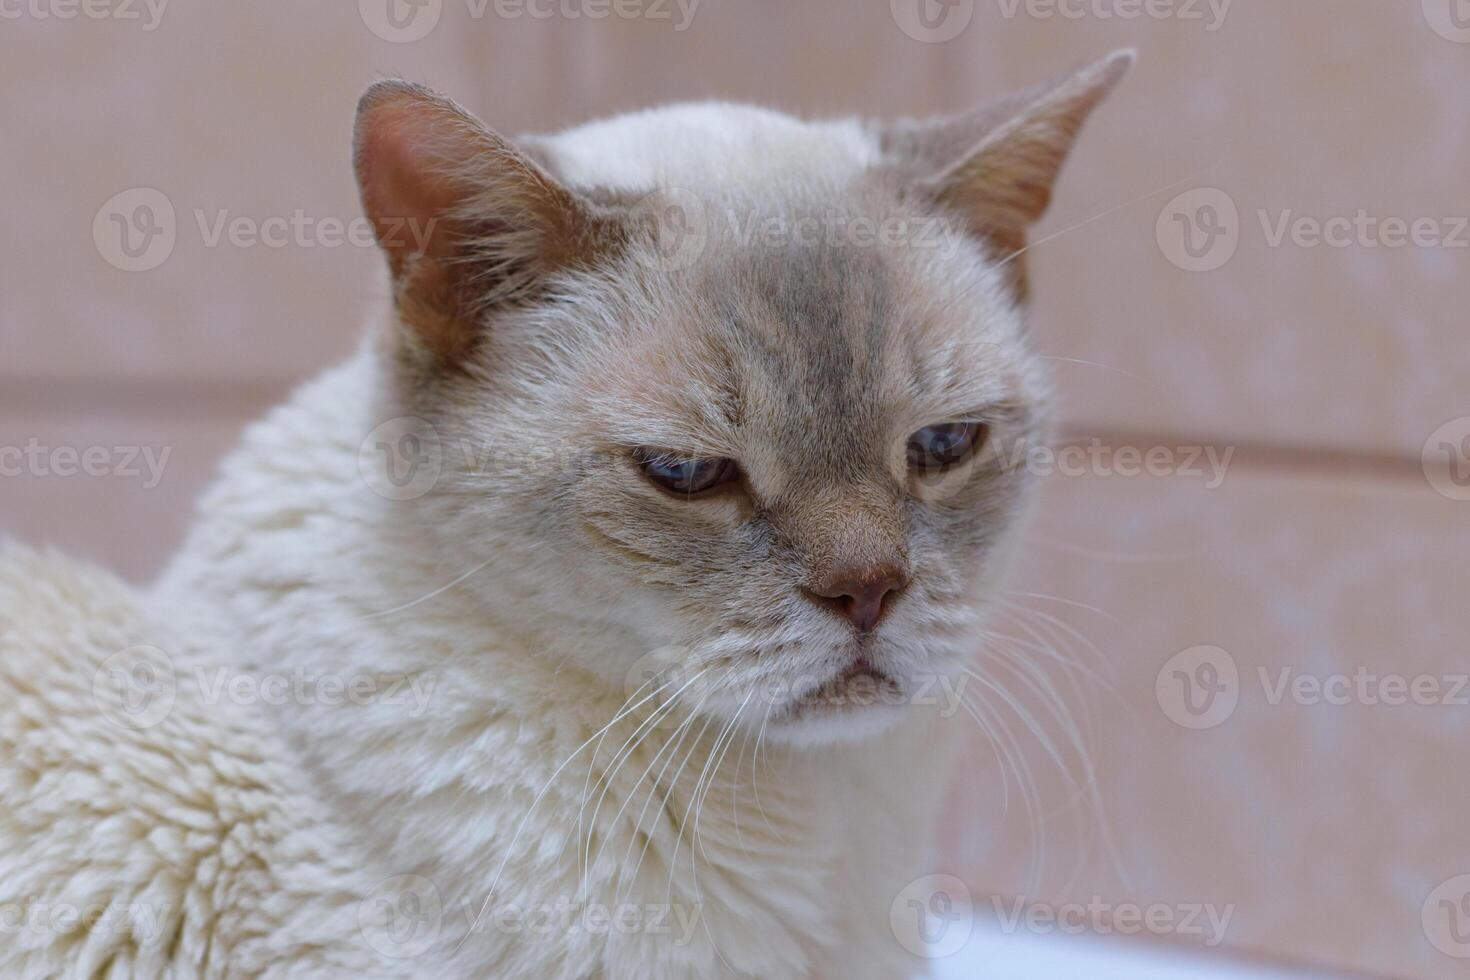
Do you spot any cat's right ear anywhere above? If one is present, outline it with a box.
[354,80,615,364]
[881,51,1134,300]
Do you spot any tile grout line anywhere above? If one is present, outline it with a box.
[1056,426,1433,486]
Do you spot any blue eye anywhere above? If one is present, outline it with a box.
[906,421,986,471]
[633,449,738,496]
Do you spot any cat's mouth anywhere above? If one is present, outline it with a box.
[777,657,906,723]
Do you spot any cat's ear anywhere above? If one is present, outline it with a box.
[886,50,1134,297]
[354,80,615,363]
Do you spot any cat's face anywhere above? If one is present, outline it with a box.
[354,54,1129,743]
[480,191,1043,744]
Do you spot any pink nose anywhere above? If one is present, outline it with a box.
[800,565,909,633]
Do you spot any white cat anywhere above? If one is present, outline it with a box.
[0,50,1131,978]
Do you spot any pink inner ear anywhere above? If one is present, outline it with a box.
[355,93,470,275]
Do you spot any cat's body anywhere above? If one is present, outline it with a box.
[145,349,954,978]
[0,53,1131,978]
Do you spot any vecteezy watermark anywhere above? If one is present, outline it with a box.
[0,898,172,946]
[358,0,701,43]
[995,0,1230,31]
[717,210,953,254]
[990,895,1236,948]
[362,874,704,959]
[93,188,176,272]
[1257,210,1469,251]
[92,646,439,730]
[900,431,1235,507]
[1156,188,1241,273]
[891,0,975,43]
[1158,645,1470,730]
[1424,875,1470,958]
[890,875,974,958]
[630,187,711,273]
[460,898,703,945]
[0,438,171,488]
[359,874,443,959]
[1158,188,1470,272]
[628,189,962,273]
[192,209,434,252]
[0,0,168,30]
[358,417,446,501]
[624,647,972,730]
[92,188,438,272]
[358,0,442,42]
[92,645,178,730]
[191,667,439,717]
[1422,0,1470,43]
[1422,417,1470,501]
[480,0,700,29]
[356,420,624,501]
[995,438,1235,489]
[1155,645,1240,730]
[1258,667,1470,709]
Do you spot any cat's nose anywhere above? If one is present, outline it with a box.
[800,564,909,633]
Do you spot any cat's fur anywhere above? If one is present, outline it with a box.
[0,51,1131,978]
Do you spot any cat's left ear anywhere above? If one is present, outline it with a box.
[353,80,619,364]
[884,50,1134,297]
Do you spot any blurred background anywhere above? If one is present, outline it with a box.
[2,1,1468,977]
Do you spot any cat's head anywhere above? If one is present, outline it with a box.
[352,53,1130,744]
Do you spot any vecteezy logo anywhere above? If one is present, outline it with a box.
[1422,417,1470,501]
[93,188,176,272]
[1423,0,1470,43]
[890,0,974,42]
[1424,875,1470,958]
[631,187,710,273]
[1156,645,1239,729]
[359,0,442,42]
[890,874,973,959]
[359,874,443,958]
[1156,187,1240,272]
[92,645,178,729]
[624,646,702,730]
[358,416,444,501]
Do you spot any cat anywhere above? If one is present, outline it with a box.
[0,49,1131,978]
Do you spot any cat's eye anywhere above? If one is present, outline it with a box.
[906,421,988,471]
[633,448,739,496]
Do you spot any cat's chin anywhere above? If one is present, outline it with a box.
[759,662,913,747]
[762,702,910,747]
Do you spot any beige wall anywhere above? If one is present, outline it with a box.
[3,2,1467,976]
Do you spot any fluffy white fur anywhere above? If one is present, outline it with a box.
[0,544,402,977]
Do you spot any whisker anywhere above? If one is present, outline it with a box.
[578,667,712,903]
[615,688,718,905]
[456,665,709,950]
[1002,590,1123,625]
